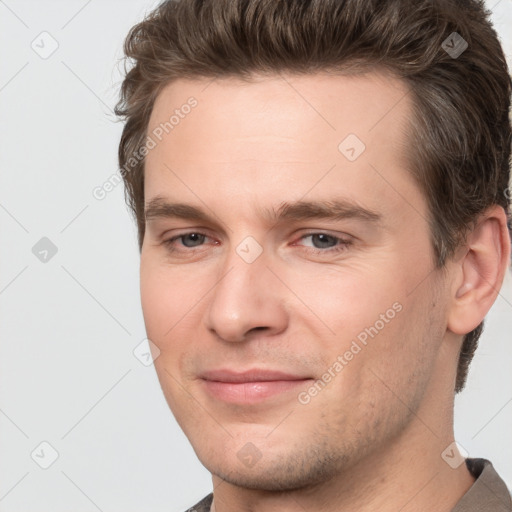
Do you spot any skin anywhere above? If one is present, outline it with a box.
[140,71,510,511]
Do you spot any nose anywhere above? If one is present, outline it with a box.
[203,245,289,343]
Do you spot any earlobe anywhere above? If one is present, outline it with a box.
[447,206,511,336]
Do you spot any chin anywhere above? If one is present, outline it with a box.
[196,437,352,492]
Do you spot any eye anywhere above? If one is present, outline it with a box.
[302,233,338,249]
[163,232,211,251]
[295,233,352,254]
[177,233,207,248]
[161,231,352,256]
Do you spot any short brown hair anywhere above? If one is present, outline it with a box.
[116,0,512,393]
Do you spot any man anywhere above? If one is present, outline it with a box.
[116,0,512,510]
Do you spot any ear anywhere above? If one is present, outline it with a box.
[447,205,511,335]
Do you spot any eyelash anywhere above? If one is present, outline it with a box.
[162,232,352,255]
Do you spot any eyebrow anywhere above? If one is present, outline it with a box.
[145,195,383,227]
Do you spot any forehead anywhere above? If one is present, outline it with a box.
[147,71,412,163]
[144,71,422,227]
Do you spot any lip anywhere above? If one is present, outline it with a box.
[200,369,313,404]
[200,369,310,382]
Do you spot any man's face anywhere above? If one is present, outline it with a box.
[140,72,451,490]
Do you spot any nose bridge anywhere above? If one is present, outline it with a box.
[204,238,287,342]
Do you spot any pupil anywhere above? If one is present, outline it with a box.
[313,234,334,248]
[183,233,204,247]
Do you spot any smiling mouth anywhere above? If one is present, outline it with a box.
[199,369,313,403]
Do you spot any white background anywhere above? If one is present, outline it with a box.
[0,1,511,511]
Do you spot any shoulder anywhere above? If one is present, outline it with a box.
[183,493,213,512]
[452,458,512,511]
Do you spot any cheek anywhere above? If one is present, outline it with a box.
[288,258,434,384]
[140,266,171,339]
[286,261,404,337]
[140,261,203,344]
[140,261,206,413]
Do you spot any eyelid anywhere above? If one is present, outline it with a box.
[294,229,353,240]
[291,232,353,252]
[164,231,216,247]
[162,229,350,243]
[158,225,215,240]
